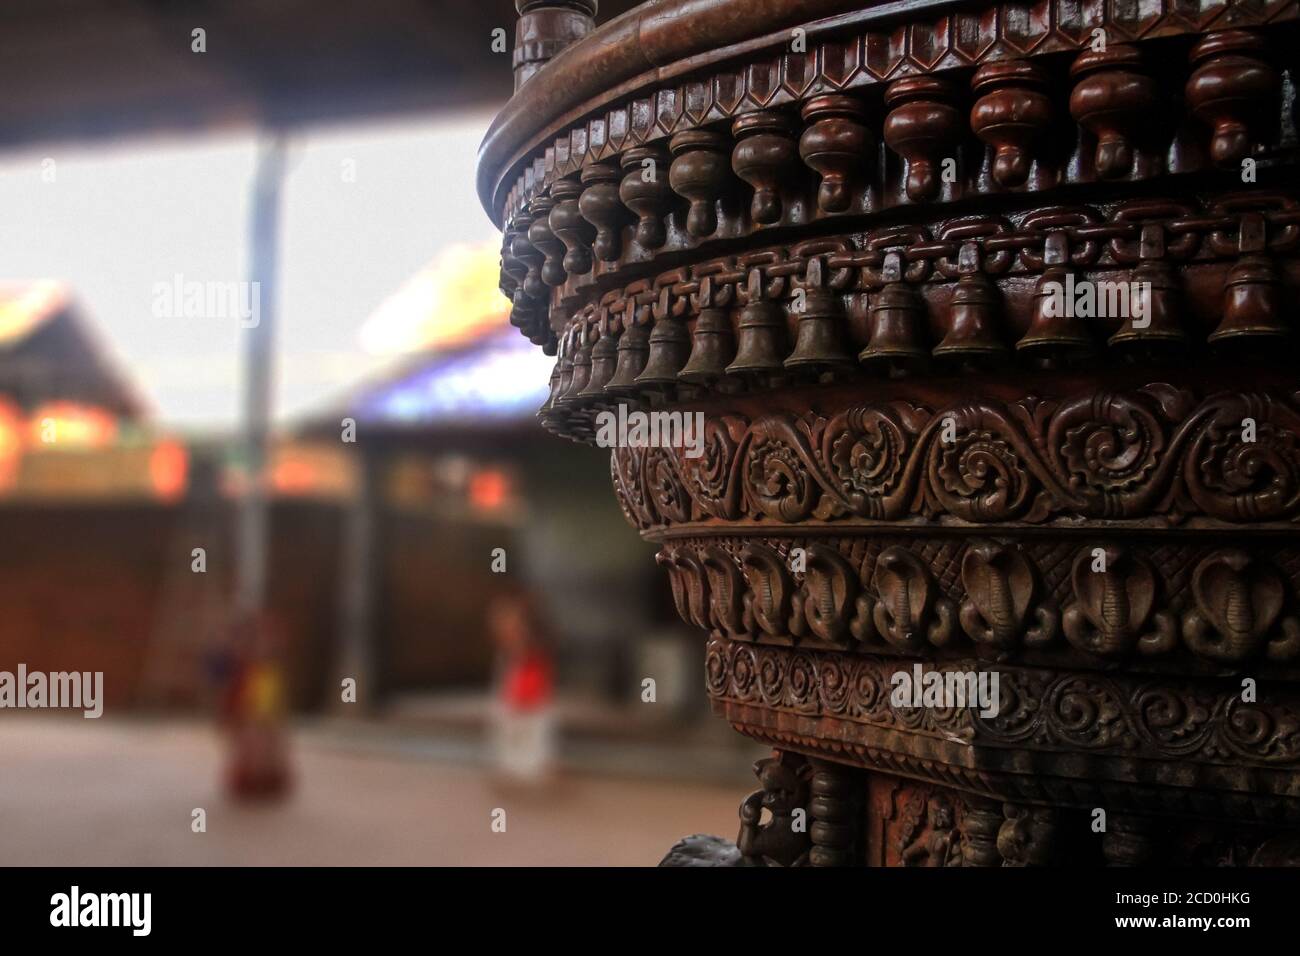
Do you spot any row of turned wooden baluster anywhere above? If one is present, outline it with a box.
[504,29,1285,351]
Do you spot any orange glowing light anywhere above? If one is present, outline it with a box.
[149,439,189,502]
[468,468,510,511]
[0,400,22,491]
[271,457,319,494]
[27,402,118,448]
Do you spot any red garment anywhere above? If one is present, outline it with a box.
[502,651,552,712]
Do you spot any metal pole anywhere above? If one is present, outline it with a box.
[335,450,379,713]
[235,135,287,620]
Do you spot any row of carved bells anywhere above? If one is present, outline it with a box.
[543,253,1286,425]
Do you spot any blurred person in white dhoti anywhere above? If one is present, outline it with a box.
[488,590,556,785]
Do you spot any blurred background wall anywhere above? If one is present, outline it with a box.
[0,0,762,866]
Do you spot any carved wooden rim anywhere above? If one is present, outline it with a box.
[708,636,1300,822]
[478,0,1299,225]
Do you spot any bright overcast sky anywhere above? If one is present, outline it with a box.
[0,109,500,433]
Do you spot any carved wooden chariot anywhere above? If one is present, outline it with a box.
[480,0,1300,866]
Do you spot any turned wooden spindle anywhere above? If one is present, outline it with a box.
[808,761,860,867]
[619,146,673,250]
[799,94,873,213]
[970,60,1051,188]
[548,177,595,276]
[499,225,524,301]
[1069,44,1155,180]
[578,160,625,263]
[668,130,731,238]
[527,195,567,287]
[1186,30,1278,168]
[959,800,1006,867]
[513,1,598,91]
[883,76,960,202]
[509,211,546,303]
[731,111,798,225]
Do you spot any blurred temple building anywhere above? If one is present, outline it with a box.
[0,263,706,738]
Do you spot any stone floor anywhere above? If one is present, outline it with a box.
[0,716,746,866]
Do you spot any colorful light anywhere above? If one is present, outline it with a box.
[148,439,189,501]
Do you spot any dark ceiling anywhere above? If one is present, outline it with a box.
[0,0,643,149]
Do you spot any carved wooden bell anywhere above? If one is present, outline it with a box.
[1108,259,1186,353]
[557,338,593,407]
[726,271,787,377]
[578,331,619,398]
[538,360,563,425]
[604,319,651,394]
[635,312,691,389]
[1016,265,1095,365]
[1210,253,1287,345]
[933,245,1006,366]
[552,347,575,411]
[858,253,928,372]
[785,258,855,375]
[679,308,735,386]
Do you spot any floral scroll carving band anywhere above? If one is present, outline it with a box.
[611,386,1300,531]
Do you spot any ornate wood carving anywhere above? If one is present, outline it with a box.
[736,751,812,866]
[706,633,1300,821]
[484,1,1300,227]
[533,191,1300,404]
[483,0,1300,866]
[608,385,1300,531]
